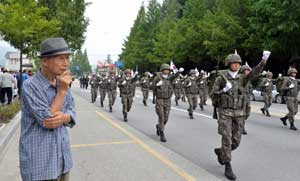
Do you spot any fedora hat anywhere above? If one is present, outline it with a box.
[40,37,72,58]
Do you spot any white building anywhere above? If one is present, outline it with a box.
[4,52,34,71]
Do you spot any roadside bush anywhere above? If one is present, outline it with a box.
[0,101,20,124]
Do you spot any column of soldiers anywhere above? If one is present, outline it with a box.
[83,51,300,180]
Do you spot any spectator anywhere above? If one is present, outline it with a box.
[0,69,15,105]
[19,37,76,181]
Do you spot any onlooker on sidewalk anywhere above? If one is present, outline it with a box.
[0,68,15,105]
[20,37,76,181]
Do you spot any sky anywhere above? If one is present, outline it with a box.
[83,0,162,65]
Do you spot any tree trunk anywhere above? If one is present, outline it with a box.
[19,47,23,97]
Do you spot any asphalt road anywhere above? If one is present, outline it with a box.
[72,82,300,181]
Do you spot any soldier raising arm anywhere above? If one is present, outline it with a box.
[211,52,269,181]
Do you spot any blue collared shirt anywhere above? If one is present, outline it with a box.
[19,71,76,181]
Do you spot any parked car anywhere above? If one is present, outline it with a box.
[251,85,300,104]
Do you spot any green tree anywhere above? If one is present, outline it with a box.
[37,0,89,50]
[0,0,60,88]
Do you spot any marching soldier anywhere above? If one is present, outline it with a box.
[107,71,118,112]
[184,69,199,119]
[89,73,99,103]
[118,69,138,122]
[212,52,269,180]
[280,68,300,130]
[198,70,208,111]
[99,73,107,107]
[152,64,184,142]
[180,75,187,102]
[172,76,182,106]
[260,71,273,117]
[83,75,89,89]
[241,65,253,135]
[140,72,151,106]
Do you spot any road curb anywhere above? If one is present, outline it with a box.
[0,112,21,159]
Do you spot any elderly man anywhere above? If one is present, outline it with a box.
[20,38,76,181]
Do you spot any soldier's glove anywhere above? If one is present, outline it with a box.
[148,72,153,77]
[289,84,295,89]
[265,82,269,86]
[262,50,271,61]
[108,79,111,83]
[99,81,102,84]
[156,80,163,86]
[200,81,204,84]
[188,82,192,87]
[143,80,146,83]
[179,68,184,73]
[122,80,126,85]
[223,82,232,92]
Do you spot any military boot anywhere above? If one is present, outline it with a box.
[280,116,288,126]
[152,99,156,104]
[101,101,104,107]
[143,100,147,106]
[290,122,298,131]
[124,114,128,122]
[242,127,248,135]
[266,110,271,117]
[175,100,179,106]
[200,105,204,111]
[109,106,112,112]
[260,108,265,115]
[214,148,224,165]
[160,131,167,142]
[189,112,194,119]
[156,124,161,136]
[224,162,236,180]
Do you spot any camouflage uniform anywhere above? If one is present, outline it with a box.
[280,68,300,130]
[172,77,182,106]
[198,74,208,111]
[185,70,199,119]
[99,74,107,107]
[140,73,151,106]
[89,75,99,103]
[241,65,254,135]
[107,72,118,112]
[212,54,266,180]
[260,72,273,117]
[118,70,138,122]
[152,64,182,142]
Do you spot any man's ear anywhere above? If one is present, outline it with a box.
[42,58,48,68]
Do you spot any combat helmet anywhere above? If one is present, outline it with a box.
[266,71,273,77]
[124,69,131,74]
[288,68,298,75]
[241,65,252,72]
[225,54,242,66]
[189,69,197,75]
[160,64,171,72]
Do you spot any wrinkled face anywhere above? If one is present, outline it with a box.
[42,54,70,76]
[162,69,170,75]
[229,63,241,72]
[243,70,250,75]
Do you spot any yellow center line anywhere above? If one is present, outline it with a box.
[95,111,195,181]
[71,140,136,148]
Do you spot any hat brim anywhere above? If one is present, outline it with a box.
[39,50,73,58]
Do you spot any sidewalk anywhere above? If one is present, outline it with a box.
[0,92,221,181]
